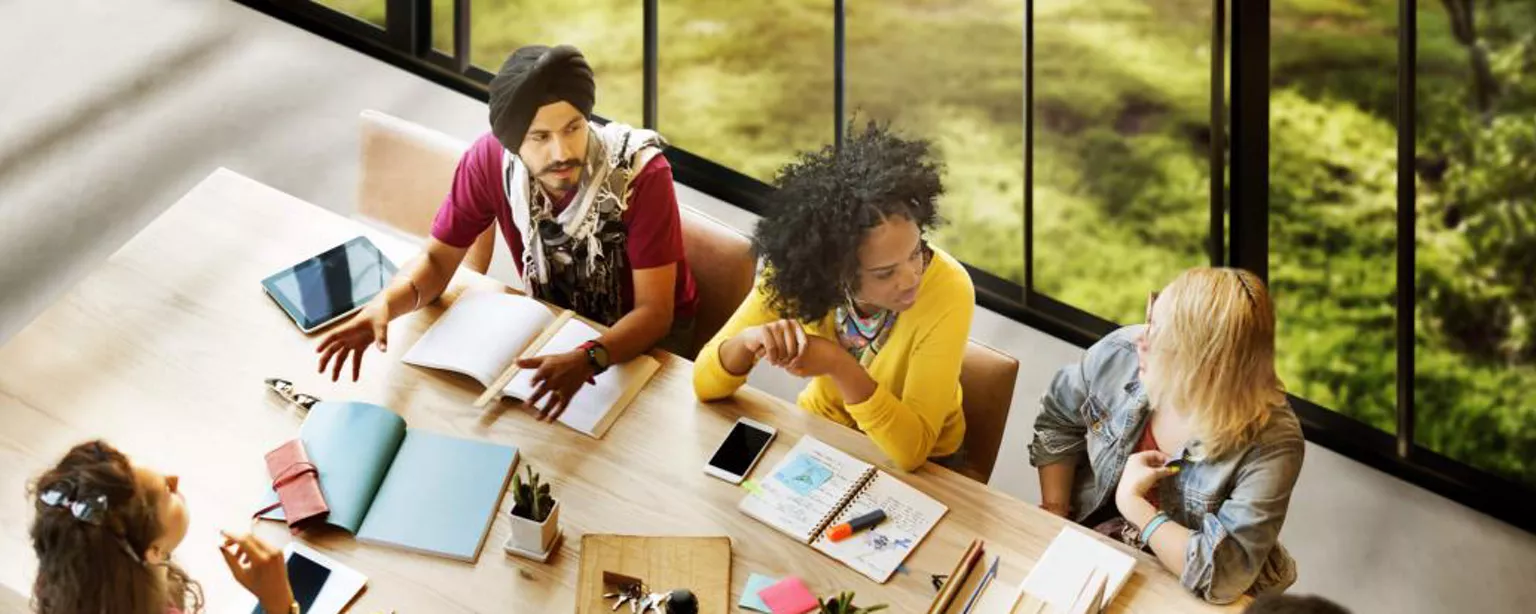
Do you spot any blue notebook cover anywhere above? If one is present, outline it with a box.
[260,401,407,533]
[261,402,517,563]
[356,428,518,562]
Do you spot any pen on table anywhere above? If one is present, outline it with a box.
[828,509,887,542]
[926,538,984,614]
[959,556,1001,614]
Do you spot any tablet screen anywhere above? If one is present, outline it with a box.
[262,237,397,331]
[252,551,331,614]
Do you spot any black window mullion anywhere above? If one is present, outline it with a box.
[1396,0,1418,459]
[385,0,431,57]
[834,0,846,149]
[1209,0,1228,267]
[452,0,470,72]
[643,0,658,130]
[1024,0,1035,302]
[1227,0,1268,282]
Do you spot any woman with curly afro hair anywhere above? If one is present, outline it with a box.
[694,122,974,471]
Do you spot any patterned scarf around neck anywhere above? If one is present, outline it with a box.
[835,301,898,367]
[503,122,665,325]
[834,244,932,366]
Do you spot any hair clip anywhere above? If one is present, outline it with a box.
[264,378,321,412]
[39,488,109,525]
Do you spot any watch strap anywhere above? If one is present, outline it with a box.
[579,340,610,374]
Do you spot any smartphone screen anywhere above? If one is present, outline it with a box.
[252,551,331,614]
[708,421,774,477]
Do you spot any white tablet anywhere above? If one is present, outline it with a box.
[227,542,367,614]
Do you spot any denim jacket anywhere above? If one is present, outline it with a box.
[1027,326,1304,604]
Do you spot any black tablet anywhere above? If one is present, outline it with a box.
[251,550,331,614]
[261,236,398,333]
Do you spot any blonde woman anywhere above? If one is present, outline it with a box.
[1029,268,1303,604]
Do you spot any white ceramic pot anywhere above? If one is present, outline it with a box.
[509,500,560,554]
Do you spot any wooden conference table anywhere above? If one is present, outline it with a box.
[0,169,1237,613]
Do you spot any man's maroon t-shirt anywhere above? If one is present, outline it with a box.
[430,132,698,319]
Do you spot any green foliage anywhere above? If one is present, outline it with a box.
[512,465,555,523]
[818,591,887,614]
[1268,90,1400,433]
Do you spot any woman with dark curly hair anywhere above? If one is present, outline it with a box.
[29,440,299,614]
[694,122,974,471]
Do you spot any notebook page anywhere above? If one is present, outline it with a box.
[499,318,649,436]
[739,436,873,542]
[402,292,554,387]
[1019,527,1136,612]
[357,429,517,562]
[811,470,949,583]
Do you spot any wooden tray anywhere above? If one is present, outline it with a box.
[576,534,732,614]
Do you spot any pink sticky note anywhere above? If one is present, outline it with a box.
[758,576,820,614]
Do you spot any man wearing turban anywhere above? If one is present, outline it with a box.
[316,45,698,422]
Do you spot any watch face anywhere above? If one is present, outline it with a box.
[591,344,611,368]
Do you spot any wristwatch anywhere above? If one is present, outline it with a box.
[579,340,611,375]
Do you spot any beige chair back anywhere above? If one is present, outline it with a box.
[957,340,1020,483]
[680,207,756,358]
[357,110,495,273]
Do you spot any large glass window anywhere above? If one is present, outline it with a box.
[657,0,835,182]
[1030,0,1218,324]
[846,0,1026,283]
[1414,0,1536,486]
[1268,0,1400,433]
[471,0,644,127]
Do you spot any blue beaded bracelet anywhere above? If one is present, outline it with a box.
[1140,511,1171,544]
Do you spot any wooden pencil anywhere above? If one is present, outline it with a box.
[927,538,985,614]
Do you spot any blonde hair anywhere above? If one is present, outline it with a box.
[1144,268,1286,459]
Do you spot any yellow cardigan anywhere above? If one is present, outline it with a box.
[694,248,974,471]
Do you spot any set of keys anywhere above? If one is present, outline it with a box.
[603,583,670,613]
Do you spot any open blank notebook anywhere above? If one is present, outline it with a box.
[740,436,948,583]
[259,401,517,562]
[403,291,659,438]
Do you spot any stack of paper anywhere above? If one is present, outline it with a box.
[1017,527,1137,613]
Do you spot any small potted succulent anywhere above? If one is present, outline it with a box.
[819,591,887,614]
[506,464,560,558]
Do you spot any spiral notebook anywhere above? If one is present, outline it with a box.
[739,436,948,583]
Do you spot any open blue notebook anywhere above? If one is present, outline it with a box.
[261,401,517,562]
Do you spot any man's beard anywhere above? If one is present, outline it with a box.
[538,159,581,194]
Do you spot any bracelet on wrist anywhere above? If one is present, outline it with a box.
[406,279,422,312]
[1139,511,1171,545]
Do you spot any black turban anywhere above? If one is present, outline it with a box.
[488,44,596,150]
